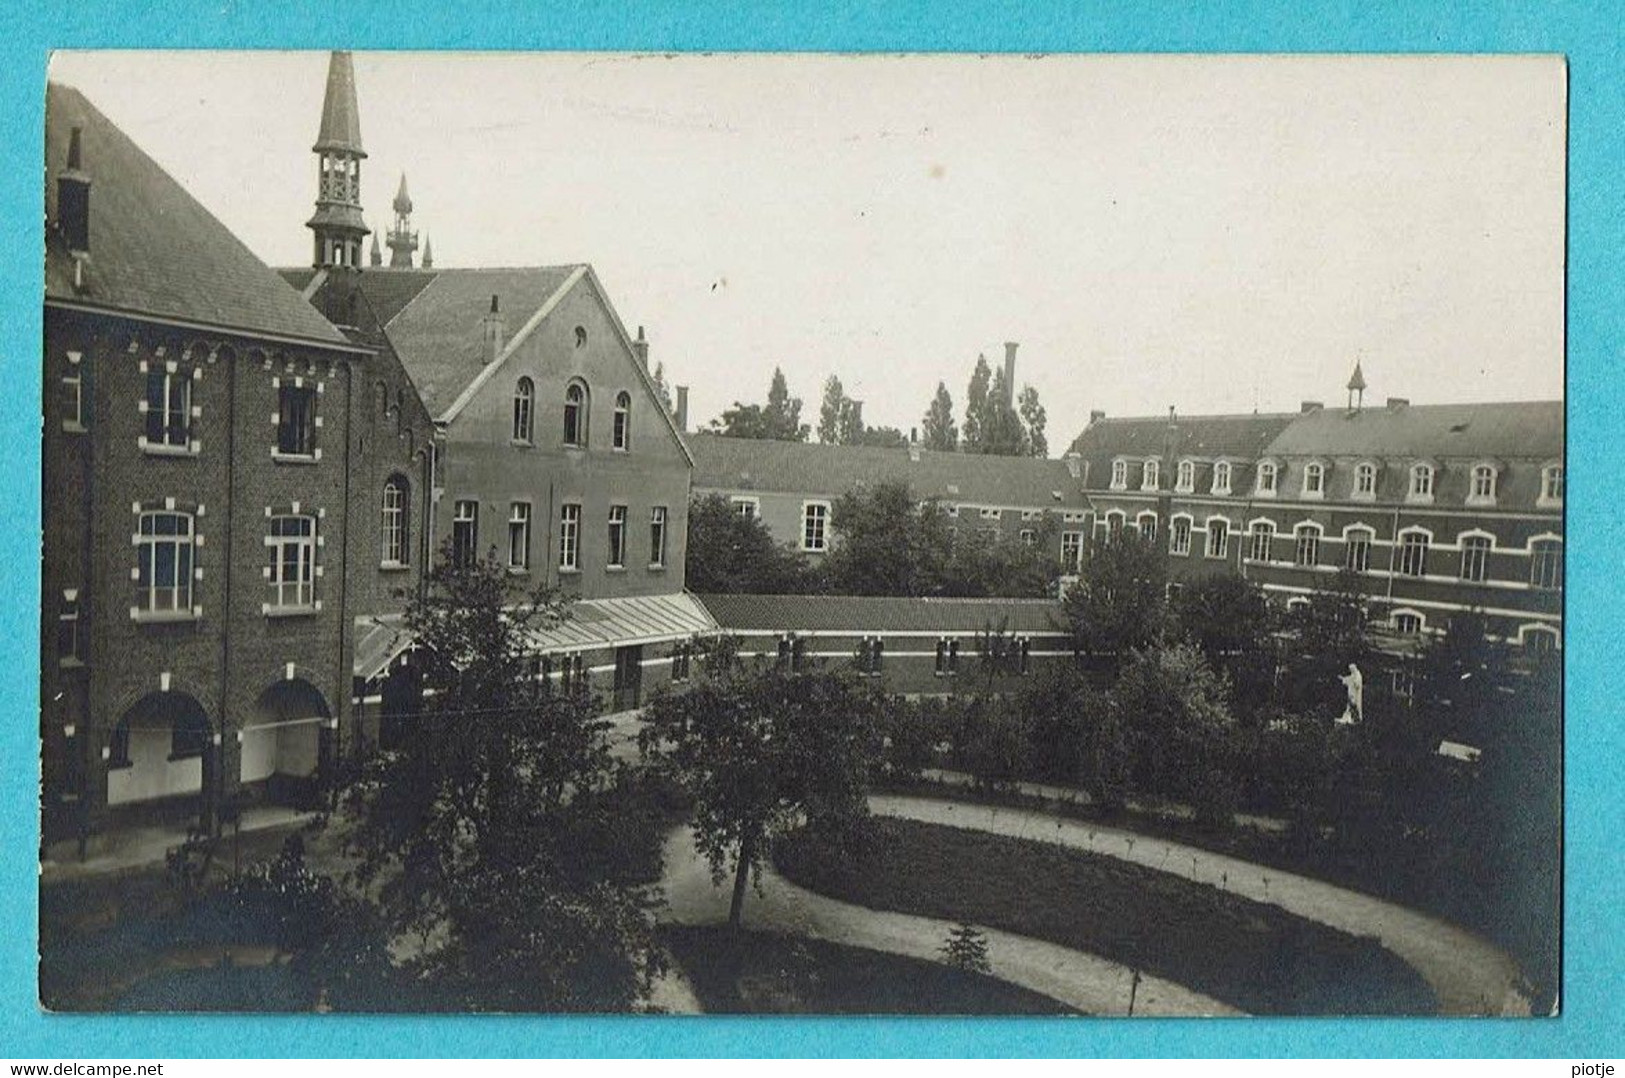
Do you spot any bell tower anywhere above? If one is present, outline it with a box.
[306,51,369,269]
[386,173,420,268]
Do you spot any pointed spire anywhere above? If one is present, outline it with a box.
[393,172,412,215]
[313,51,365,155]
[369,233,382,267]
[1346,360,1367,411]
[422,234,434,268]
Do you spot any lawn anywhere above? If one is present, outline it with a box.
[775,817,1437,1016]
[661,925,1077,1015]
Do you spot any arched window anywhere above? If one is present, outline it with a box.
[1256,461,1278,495]
[1392,610,1425,636]
[1344,525,1374,573]
[613,391,631,451]
[1105,510,1125,542]
[1110,460,1128,490]
[1212,461,1232,495]
[1460,533,1492,582]
[512,377,534,444]
[1294,522,1322,567]
[1469,463,1498,504]
[1136,511,1158,544]
[563,381,589,447]
[1142,459,1160,491]
[1539,464,1564,506]
[1169,514,1193,556]
[1248,520,1275,562]
[1530,538,1563,590]
[381,476,410,566]
[1176,460,1195,493]
[1398,529,1430,577]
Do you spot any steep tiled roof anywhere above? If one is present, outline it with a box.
[689,433,1091,511]
[350,266,582,415]
[1261,401,1563,461]
[698,592,1070,636]
[45,83,351,347]
[1070,413,1298,468]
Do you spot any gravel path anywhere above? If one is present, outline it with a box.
[871,794,1532,1016]
[657,824,1238,1016]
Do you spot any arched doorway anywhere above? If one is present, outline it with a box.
[241,679,331,806]
[107,691,214,820]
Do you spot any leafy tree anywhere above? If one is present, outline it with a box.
[941,514,1061,599]
[953,695,1033,794]
[922,382,958,451]
[1278,568,1375,718]
[962,354,992,451]
[683,494,818,594]
[977,367,1027,456]
[818,375,849,444]
[640,662,881,928]
[852,425,908,449]
[336,543,663,1010]
[1169,573,1276,720]
[1017,385,1048,458]
[651,361,674,416]
[1063,533,1168,664]
[710,369,809,441]
[1019,666,1126,807]
[941,922,992,975]
[1113,643,1238,826]
[821,481,953,596]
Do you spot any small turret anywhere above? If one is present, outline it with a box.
[1346,360,1367,412]
[306,51,369,269]
[386,172,419,268]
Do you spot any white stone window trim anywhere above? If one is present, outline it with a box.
[801,499,832,553]
[1246,518,1277,563]
[1537,462,1564,508]
[1203,515,1231,559]
[1351,460,1380,502]
[129,499,205,622]
[1407,461,1437,504]
[1174,459,1195,494]
[1109,458,1128,491]
[1168,512,1194,557]
[1300,459,1328,500]
[1210,460,1232,496]
[730,495,761,519]
[1255,459,1279,498]
[1141,459,1161,492]
[1465,460,1500,507]
[1516,623,1561,652]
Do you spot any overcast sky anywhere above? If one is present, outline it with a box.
[48,51,1564,447]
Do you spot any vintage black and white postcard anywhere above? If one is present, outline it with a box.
[38,51,1563,1020]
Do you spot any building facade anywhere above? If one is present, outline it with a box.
[41,82,434,847]
[282,55,713,726]
[1069,377,1564,653]
[689,432,1094,572]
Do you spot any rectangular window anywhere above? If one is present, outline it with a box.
[559,503,581,571]
[1019,529,1036,546]
[1061,531,1084,574]
[607,505,628,568]
[1205,519,1229,559]
[1345,531,1372,573]
[136,511,194,613]
[452,500,479,566]
[731,497,759,519]
[57,590,82,664]
[802,502,830,552]
[63,352,84,430]
[1018,637,1032,675]
[672,643,692,683]
[1460,536,1491,583]
[508,502,531,571]
[777,635,793,669]
[1398,533,1429,577]
[650,506,668,567]
[268,515,316,608]
[1170,518,1192,557]
[145,368,190,448]
[1138,514,1158,545]
[935,638,960,677]
[276,385,317,457]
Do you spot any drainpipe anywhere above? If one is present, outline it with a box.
[216,340,237,838]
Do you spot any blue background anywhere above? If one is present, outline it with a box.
[2,0,1619,1059]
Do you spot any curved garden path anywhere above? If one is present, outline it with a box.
[871,794,1532,1017]
[658,824,1239,1016]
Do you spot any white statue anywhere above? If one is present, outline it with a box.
[1336,662,1363,725]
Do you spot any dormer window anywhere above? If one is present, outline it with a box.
[1468,463,1498,505]
[1175,460,1195,493]
[1409,462,1435,502]
[1110,460,1128,490]
[1302,462,1325,499]
[1211,461,1232,495]
[1539,464,1563,507]
[1353,461,1378,500]
[1141,459,1160,491]
[1256,461,1278,496]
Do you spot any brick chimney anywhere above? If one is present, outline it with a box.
[633,325,650,369]
[1002,342,1018,406]
[1088,409,1105,425]
[1300,400,1324,414]
[1386,397,1410,411]
[1064,452,1082,479]
[481,295,505,362]
[675,385,689,432]
[57,126,91,289]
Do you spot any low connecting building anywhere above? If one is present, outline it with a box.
[1070,372,1564,654]
[41,82,437,846]
[689,431,1094,570]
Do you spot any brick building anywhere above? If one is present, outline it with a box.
[281,55,714,726]
[1069,371,1564,653]
[41,81,434,846]
[689,432,1093,572]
